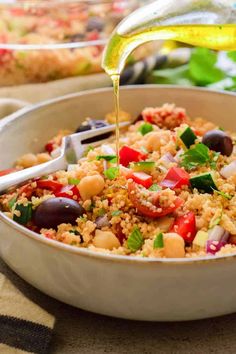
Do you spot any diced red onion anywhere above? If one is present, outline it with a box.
[101,144,115,155]
[220,160,236,178]
[159,153,176,168]
[174,149,184,163]
[95,215,110,229]
[208,225,225,241]
[206,225,229,254]
[206,240,226,255]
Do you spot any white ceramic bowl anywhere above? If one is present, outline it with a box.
[0,86,236,322]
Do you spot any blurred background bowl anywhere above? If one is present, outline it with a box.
[0,0,157,86]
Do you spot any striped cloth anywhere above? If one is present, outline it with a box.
[0,273,55,354]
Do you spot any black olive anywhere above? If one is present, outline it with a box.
[33,197,85,229]
[86,17,104,32]
[202,129,233,156]
[75,119,112,143]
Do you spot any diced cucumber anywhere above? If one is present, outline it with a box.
[13,202,32,225]
[131,161,155,173]
[193,231,208,249]
[179,126,197,149]
[190,172,218,193]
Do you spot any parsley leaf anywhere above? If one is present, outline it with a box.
[149,183,161,191]
[96,155,117,163]
[153,233,164,249]
[127,226,144,252]
[111,210,122,216]
[213,189,233,200]
[104,167,119,180]
[8,196,17,209]
[138,123,153,136]
[180,143,218,171]
[180,143,211,170]
[68,178,80,185]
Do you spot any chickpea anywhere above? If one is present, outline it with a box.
[37,153,51,164]
[93,230,121,250]
[16,153,37,168]
[78,174,105,201]
[164,233,185,258]
[145,131,169,152]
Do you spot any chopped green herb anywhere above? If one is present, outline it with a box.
[111,210,122,216]
[209,151,220,170]
[8,196,17,209]
[96,155,117,163]
[138,123,153,136]
[153,232,164,249]
[209,210,223,229]
[13,203,32,225]
[104,166,119,180]
[127,226,144,252]
[68,178,80,185]
[98,208,106,217]
[83,145,94,156]
[149,183,161,192]
[88,201,95,212]
[213,189,233,200]
[69,230,81,236]
[140,146,148,154]
[180,143,213,170]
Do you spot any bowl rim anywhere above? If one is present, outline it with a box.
[1,84,236,265]
[0,0,137,50]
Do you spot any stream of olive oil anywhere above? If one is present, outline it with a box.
[103,25,236,165]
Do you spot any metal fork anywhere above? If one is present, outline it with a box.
[0,122,130,193]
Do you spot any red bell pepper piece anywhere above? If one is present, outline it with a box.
[160,167,190,189]
[119,146,147,167]
[170,212,196,242]
[129,172,153,189]
[36,180,63,192]
[128,183,183,218]
[18,183,34,198]
[0,168,17,177]
[55,185,80,201]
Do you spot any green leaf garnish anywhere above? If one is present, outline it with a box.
[69,230,81,235]
[138,123,153,136]
[180,143,216,170]
[8,196,17,209]
[111,210,122,216]
[213,189,233,200]
[13,202,32,225]
[96,155,117,163]
[68,178,80,185]
[98,208,106,216]
[83,145,94,156]
[209,151,220,170]
[104,167,119,180]
[153,232,164,249]
[209,210,223,229]
[127,227,144,252]
[149,183,161,191]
